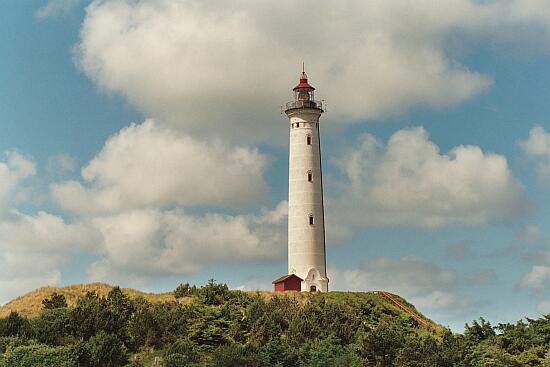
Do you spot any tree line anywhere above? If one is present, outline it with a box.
[0,279,549,366]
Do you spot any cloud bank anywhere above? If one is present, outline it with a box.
[52,120,268,214]
[329,127,525,232]
[75,0,550,142]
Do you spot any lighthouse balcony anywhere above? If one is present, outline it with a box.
[285,99,323,111]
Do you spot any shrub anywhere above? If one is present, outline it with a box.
[199,279,230,306]
[42,293,68,310]
[86,331,128,367]
[164,338,199,364]
[2,343,77,367]
[174,283,198,299]
[0,312,33,338]
[33,308,72,346]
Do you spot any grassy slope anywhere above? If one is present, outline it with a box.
[0,284,443,332]
[0,283,189,318]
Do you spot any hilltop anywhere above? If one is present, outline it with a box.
[0,283,440,331]
[1,282,549,366]
[0,283,184,318]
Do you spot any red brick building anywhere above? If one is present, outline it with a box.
[272,274,303,292]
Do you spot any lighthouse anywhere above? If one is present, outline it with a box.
[274,69,329,292]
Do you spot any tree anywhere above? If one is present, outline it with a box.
[174,283,198,299]
[299,335,361,367]
[464,318,496,344]
[394,334,439,367]
[85,331,128,367]
[163,338,199,366]
[211,343,259,367]
[42,293,68,310]
[258,337,298,367]
[33,308,72,346]
[0,312,32,338]
[127,299,160,349]
[355,322,406,366]
[199,279,230,306]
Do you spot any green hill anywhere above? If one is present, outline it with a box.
[3,281,547,366]
[0,283,440,331]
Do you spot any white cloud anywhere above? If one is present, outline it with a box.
[520,264,550,290]
[78,0,550,142]
[0,210,100,303]
[330,256,470,315]
[0,152,36,217]
[331,256,457,294]
[0,211,99,252]
[52,120,268,214]
[0,251,62,304]
[36,0,81,19]
[520,125,550,185]
[329,127,525,231]
[0,152,99,303]
[88,201,287,280]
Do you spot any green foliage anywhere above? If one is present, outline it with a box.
[174,283,198,299]
[2,283,550,366]
[85,331,128,367]
[32,308,73,345]
[0,336,32,355]
[211,343,259,367]
[163,338,199,366]
[355,321,407,366]
[464,317,496,343]
[42,292,68,310]
[394,334,440,366]
[258,337,298,367]
[0,312,33,338]
[299,334,362,367]
[544,350,550,367]
[2,343,77,367]
[198,279,231,306]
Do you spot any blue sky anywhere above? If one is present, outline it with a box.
[2,0,550,331]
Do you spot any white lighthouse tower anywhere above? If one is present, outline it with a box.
[284,68,328,292]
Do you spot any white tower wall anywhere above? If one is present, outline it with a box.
[286,106,328,292]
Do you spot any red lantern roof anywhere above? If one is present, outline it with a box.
[293,72,315,91]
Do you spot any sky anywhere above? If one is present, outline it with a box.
[2,0,550,331]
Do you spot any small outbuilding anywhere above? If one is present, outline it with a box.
[272,274,303,292]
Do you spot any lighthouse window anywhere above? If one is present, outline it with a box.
[309,215,314,225]
[307,135,311,145]
[308,171,312,182]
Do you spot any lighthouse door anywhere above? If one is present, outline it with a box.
[310,285,317,292]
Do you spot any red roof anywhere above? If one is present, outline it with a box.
[293,72,315,90]
[272,274,303,284]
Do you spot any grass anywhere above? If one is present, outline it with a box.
[0,283,191,318]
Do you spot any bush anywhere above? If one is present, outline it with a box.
[33,308,72,346]
[42,293,68,310]
[86,331,128,367]
[299,335,361,367]
[212,343,259,367]
[199,279,230,306]
[0,312,33,338]
[0,336,32,355]
[2,343,77,367]
[174,283,198,299]
[164,338,199,364]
